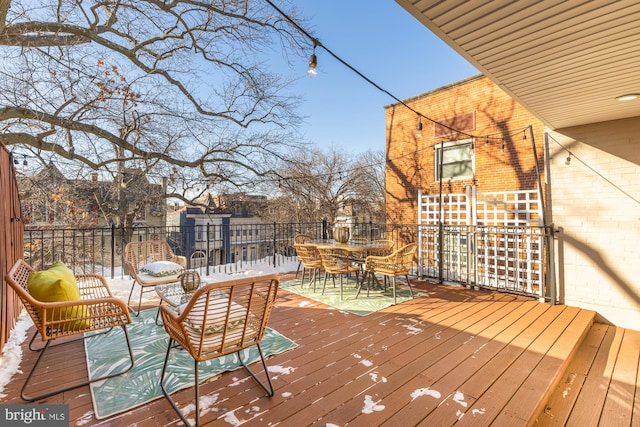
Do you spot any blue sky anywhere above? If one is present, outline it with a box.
[283,1,479,155]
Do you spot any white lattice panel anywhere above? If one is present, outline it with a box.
[417,187,545,297]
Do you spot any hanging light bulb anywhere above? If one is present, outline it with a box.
[565,154,572,165]
[416,115,423,131]
[308,39,320,78]
[500,139,505,152]
[307,52,317,78]
[485,136,489,146]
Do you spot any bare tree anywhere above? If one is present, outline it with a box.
[273,146,386,224]
[0,0,310,226]
[350,149,386,223]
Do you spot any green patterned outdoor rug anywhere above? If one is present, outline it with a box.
[84,308,297,420]
[282,276,422,316]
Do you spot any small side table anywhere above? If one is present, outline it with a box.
[154,282,204,323]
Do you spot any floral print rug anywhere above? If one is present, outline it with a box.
[282,276,422,316]
[85,308,297,420]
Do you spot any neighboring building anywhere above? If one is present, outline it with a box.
[385,75,549,301]
[18,163,166,228]
[386,74,640,331]
[385,75,546,225]
[168,192,272,268]
[396,0,640,337]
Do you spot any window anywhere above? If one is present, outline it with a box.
[435,139,474,181]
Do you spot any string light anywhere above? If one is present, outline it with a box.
[308,39,318,79]
[565,154,572,165]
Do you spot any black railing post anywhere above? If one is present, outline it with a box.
[273,222,277,268]
[110,224,116,279]
[120,224,126,277]
[322,219,328,240]
[438,222,444,284]
[547,224,556,305]
[206,223,211,276]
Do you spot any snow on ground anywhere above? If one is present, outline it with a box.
[0,258,299,396]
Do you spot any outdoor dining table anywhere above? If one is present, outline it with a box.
[307,239,390,287]
[308,239,389,254]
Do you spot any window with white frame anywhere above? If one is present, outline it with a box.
[435,139,474,181]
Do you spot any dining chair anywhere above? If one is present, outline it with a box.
[362,242,418,304]
[5,259,134,401]
[159,275,279,427]
[293,234,312,278]
[318,248,361,300]
[294,243,323,291]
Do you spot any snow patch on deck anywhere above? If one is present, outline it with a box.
[411,387,441,401]
[362,395,385,414]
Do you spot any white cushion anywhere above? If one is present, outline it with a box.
[140,261,184,277]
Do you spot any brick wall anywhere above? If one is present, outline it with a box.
[384,75,545,224]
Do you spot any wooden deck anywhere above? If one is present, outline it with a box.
[2,275,639,426]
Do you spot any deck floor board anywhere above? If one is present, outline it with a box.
[2,275,638,426]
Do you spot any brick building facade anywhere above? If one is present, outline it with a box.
[384,75,546,224]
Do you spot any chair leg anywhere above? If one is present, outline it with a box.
[405,274,415,298]
[194,358,200,426]
[21,325,134,402]
[161,338,194,426]
[127,280,144,316]
[238,343,274,397]
[392,277,397,305]
[300,267,307,288]
[355,270,369,299]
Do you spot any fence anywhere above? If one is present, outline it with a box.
[417,224,554,301]
[0,216,554,356]
[1,147,24,351]
[21,220,554,301]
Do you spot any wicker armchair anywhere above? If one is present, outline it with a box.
[318,248,361,300]
[159,275,279,426]
[5,259,133,401]
[294,243,323,291]
[362,243,418,304]
[124,240,187,315]
[293,234,312,278]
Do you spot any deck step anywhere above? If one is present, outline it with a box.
[493,305,596,426]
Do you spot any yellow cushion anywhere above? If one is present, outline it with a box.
[27,261,90,330]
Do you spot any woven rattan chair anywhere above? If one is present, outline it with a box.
[293,234,312,278]
[361,243,418,305]
[125,240,187,315]
[294,243,323,291]
[159,275,279,426]
[346,236,370,266]
[318,248,361,300]
[5,259,134,401]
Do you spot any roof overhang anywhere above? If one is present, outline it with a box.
[395,0,640,132]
